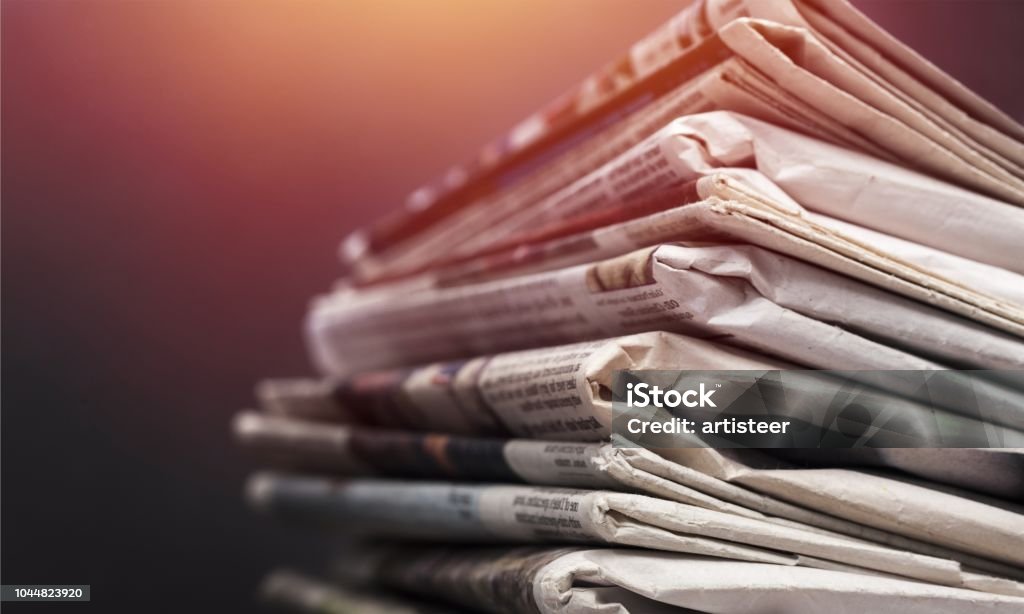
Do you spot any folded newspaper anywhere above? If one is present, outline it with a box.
[235,410,1024,502]
[344,0,1024,278]
[366,113,1024,292]
[236,414,1024,578]
[307,283,1024,431]
[258,331,1024,442]
[248,473,1024,592]
[243,0,1024,611]
[327,545,1024,614]
[776,448,1024,500]
[309,244,1024,379]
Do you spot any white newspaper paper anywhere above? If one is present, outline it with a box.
[308,244,1024,432]
[349,0,1024,279]
[432,113,1024,279]
[235,412,1023,578]
[778,448,1024,501]
[248,473,1018,591]
[657,448,1024,570]
[303,332,791,440]
[332,545,1024,614]
[403,168,1024,333]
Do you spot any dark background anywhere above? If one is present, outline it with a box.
[3,1,1023,611]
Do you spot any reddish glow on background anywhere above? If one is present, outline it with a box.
[2,1,1022,610]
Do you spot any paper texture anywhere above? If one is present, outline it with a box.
[370,113,1024,290]
[774,448,1024,502]
[294,332,788,440]
[657,447,1024,569]
[482,112,1024,279]
[249,473,1019,589]
[310,244,1024,375]
[245,3,1024,611]
[332,545,1024,614]
[235,413,1023,578]
[341,0,1024,271]
[376,164,1024,335]
[308,245,1024,433]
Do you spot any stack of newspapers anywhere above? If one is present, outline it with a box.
[237,1,1024,612]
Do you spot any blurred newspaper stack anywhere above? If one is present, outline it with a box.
[239,1,1024,612]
